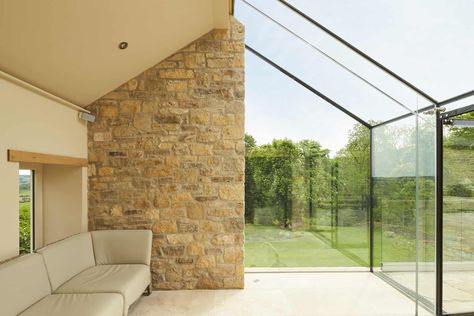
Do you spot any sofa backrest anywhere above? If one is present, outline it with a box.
[91,230,152,265]
[0,253,52,316]
[36,232,95,291]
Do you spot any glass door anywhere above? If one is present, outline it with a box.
[442,107,474,315]
[372,108,437,316]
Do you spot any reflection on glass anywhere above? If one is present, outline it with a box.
[416,112,436,314]
[443,110,474,314]
[372,112,436,315]
[244,52,370,269]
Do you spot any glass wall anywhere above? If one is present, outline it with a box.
[235,1,474,314]
[372,111,436,315]
[244,51,370,269]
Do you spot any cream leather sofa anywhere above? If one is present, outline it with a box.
[0,230,152,316]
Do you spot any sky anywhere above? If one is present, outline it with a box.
[19,170,31,176]
[235,0,474,154]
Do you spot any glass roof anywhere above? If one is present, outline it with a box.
[234,0,474,126]
[281,0,474,102]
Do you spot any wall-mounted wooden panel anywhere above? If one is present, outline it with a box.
[8,150,87,167]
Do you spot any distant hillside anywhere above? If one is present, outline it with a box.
[19,174,31,193]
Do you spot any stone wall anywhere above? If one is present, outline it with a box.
[87,18,245,290]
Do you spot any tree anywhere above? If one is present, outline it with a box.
[244,134,258,223]
[445,112,474,149]
[299,140,330,226]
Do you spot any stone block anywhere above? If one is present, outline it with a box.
[153,220,178,233]
[120,100,141,113]
[159,69,194,79]
[184,53,206,68]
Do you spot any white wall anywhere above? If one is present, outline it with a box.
[0,76,88,261]
[43,165,87,245]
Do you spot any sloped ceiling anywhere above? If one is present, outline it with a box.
[0,0,229,106]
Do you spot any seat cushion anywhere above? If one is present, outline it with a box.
[0,253,51,316]
[36,232,95,291]
[55,264,150,314]
[19,293,123,316]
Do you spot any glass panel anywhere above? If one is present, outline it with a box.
[373,116,417,275]
[244,50,370,269]
[416,110,436,314]
[443,110,474,314]
[235,0,424,123]
[285,0,474,101]
[372,110,436,315]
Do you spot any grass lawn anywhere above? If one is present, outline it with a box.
[244,224,436,268]
[245,224,369,267]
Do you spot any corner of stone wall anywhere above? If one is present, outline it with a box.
[87,17,245,290]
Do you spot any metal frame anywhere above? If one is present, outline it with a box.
[371,104,435,129]
[369,129,374,272]
[236,3,474,316]
[442,103,474,120]
[436,110,444,316]
[438,90,474,107]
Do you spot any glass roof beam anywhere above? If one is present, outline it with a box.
[441,103,474,120]
[371,104,436,129]
[438,89,474,107]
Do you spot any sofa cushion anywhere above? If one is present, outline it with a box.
[19,293,123,316]
[55,264,150,314]
[36,232,95,291]
[91,230,152,265]
[0,253,51,316]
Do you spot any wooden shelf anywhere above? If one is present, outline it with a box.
[8,150,87,167]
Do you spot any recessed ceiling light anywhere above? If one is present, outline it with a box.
[118,42,128,50]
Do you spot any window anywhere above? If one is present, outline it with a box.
[19,169,34,254]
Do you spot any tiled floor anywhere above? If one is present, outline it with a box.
[129,272,431,316]
[384,270,474,314]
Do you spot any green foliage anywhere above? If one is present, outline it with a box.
[445,112,474,149]
[447,183,473,197]
[244,123,370,234]
[19,202,31,254]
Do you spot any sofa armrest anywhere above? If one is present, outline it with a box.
[91,230,152,265]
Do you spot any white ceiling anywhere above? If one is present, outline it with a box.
[0,0,229,106]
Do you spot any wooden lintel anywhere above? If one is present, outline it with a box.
[8,150,88,167]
